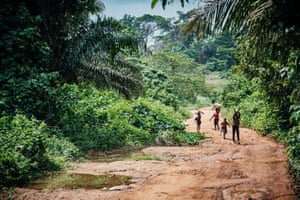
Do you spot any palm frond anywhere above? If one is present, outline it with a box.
[248,0,272,23]
[183,0,285,57]
[78,60,144,98]
[63,16,144,98]
[151,0,189,9]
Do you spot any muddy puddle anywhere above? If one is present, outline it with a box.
[28,173,132,190]
[26,149,157,190]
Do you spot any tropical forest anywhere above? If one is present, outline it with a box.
[0,0,299,199]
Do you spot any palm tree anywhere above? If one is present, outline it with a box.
[25,0,145,98]
[65,16,144,98]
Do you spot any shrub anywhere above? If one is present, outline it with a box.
[0,114,79,189]
[0,114,52,188]
[45,130,80,165]
[55,83,187,151]
[128,98,185,134]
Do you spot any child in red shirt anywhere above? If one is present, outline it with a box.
[210,110,220,130]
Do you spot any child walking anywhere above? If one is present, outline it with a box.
[195,110,204,133]
[210,109,220,130]
[220,118,230,139]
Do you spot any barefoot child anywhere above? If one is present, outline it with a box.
[195,110,204,133]
[220,118,230,139]
[210,109,220,130]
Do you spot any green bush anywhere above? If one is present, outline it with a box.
[0,114,51,188]
[286,125,300,196]
[0,2,58,124]
[160,130,205,145]
[45,132,80,165]
[222,76,277,134]
[129,98,185,134]
[54,83,187,151]
[56,84,113,151]
[176,132,206,145]
[0,114,79,189]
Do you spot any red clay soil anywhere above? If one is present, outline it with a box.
[11,107,297,200]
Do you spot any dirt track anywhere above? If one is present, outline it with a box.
[14,107,297,200]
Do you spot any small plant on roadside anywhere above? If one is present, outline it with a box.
[175,131,206,145]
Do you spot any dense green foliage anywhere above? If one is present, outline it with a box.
[0,2,56,121]
[140,51,210,108]
[121,13,236,74]
[55,83,188,151]
[0,114,79,188]
[184,34,236,74]
[222,75,277,134]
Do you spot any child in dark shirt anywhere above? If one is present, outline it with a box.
[232,108,241,144]
[220,118,230,139]
[195,110,204,133]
